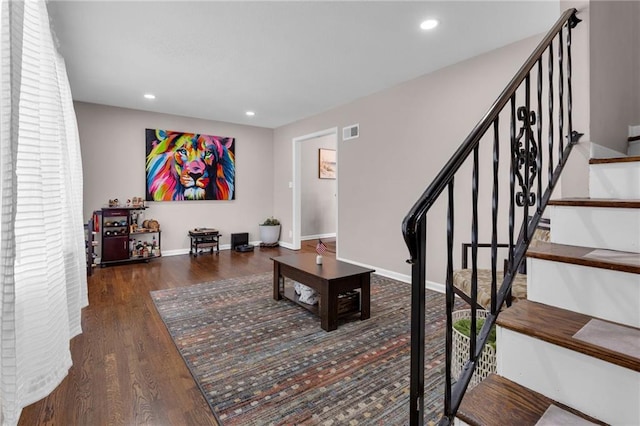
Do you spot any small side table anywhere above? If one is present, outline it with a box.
[188,229,221,256]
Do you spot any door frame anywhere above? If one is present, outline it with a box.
[292,127,338,251]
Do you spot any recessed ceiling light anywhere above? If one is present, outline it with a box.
[144,93,156,100]
[420,19,439,30]
[245,111,255,117]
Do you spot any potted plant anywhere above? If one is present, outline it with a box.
[451,309,497,388]
[259,217,281,245]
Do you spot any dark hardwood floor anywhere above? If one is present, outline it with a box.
[18,239,335,426]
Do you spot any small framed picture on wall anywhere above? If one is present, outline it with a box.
[319,148,336,179]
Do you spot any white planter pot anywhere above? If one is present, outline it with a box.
[259,225,280,244]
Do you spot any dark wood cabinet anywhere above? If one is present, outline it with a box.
[101,207,161,266]
[102,235,129,262]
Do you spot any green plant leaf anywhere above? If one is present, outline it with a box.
[453,317,496,350]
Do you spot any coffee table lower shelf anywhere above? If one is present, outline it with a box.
[282,287,360,319]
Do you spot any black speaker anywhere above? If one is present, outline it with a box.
[231,232,249,249]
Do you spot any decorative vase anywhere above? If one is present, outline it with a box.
[259,224,280,245]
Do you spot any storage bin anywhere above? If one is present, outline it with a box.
[452,309,496,389]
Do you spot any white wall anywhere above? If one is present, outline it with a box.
[558,0,639,198]
[558,0,591,199]
[76,4,632,279]
[273,34,547,283]
[301,134,337,238]
[589,0,640,154]
[76,102,274,253]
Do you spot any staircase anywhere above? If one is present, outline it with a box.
[456,156,640,425]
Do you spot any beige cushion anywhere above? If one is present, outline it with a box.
[453,269,527,309]
[530,228,550,248]
[453,225,548,308]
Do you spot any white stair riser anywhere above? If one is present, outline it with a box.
[527,258,640,328]
[550,206,640,253]
[589,162,640,198]
[497,327,640,425]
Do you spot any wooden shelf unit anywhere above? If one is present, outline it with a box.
[101,207,161,267]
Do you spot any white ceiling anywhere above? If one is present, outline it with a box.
[48,1,560,129]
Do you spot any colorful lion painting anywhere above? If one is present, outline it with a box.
[145,129,235,201]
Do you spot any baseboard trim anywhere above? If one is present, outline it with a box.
[277,241,297,250]
[156,247,445,294]
[162,243,243,257]
[335,256,445,294]
[301,233,336,241]
[162,249,190,257]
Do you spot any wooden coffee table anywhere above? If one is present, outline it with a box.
[272,253,374,331]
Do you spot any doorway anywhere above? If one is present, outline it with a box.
[292,127,338,252]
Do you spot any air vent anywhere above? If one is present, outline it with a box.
[342,124,359,141]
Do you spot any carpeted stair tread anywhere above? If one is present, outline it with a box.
[457,374,606,426]
[589,155,640,164]
[547,198,640,208]
[497,300,640,372]
[527,241,640,274]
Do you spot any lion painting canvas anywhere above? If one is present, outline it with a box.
[145,129,235,201]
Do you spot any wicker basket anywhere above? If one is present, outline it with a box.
[337,291,360,314]
[318,290,360,315]
[452,309,496,389]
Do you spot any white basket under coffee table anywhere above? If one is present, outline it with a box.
[452,309,497,389]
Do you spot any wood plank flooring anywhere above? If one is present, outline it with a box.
[18,239,335,426]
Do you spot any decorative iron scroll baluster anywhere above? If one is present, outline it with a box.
[536,59,543,214]
[513,106,538,207]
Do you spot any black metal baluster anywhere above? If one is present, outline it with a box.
[409,218,426,426]
[536,59,543,214]
[558,26,565,161]
[567,17,574,145]
[471,146,479,360]
[548,42,554,182]
[491,119,499,315]
[509,95,516,272]
[444,180,455,421]
[524,75,531,244]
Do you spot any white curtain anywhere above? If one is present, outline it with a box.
[0,1,88,424]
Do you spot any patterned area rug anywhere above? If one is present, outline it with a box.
[151,273,448,425]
